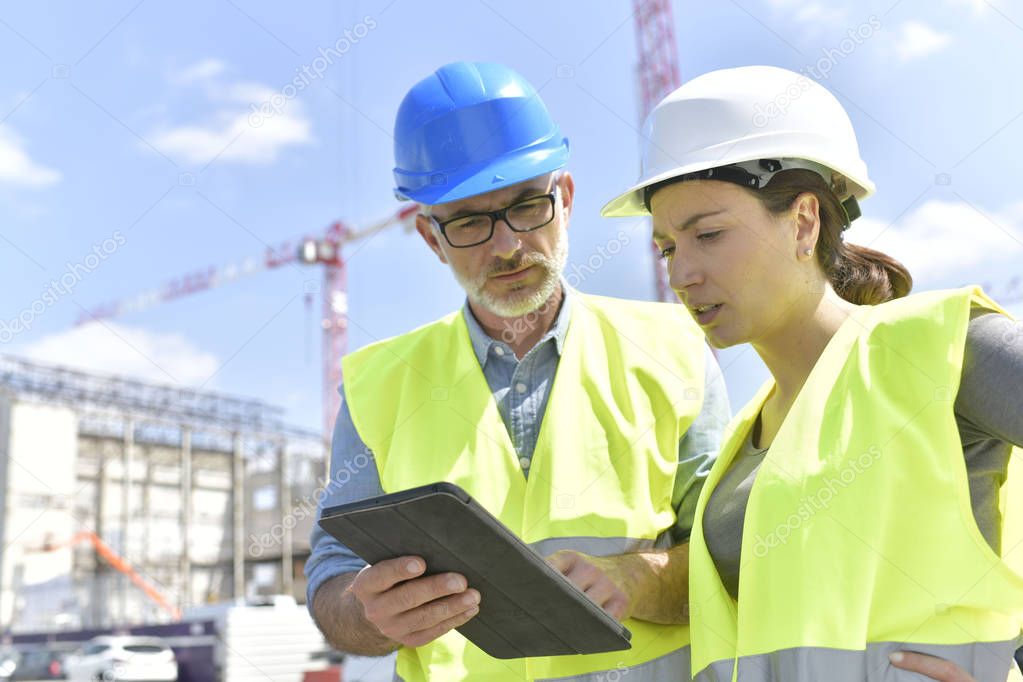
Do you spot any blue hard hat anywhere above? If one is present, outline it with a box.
[393,61,570,205]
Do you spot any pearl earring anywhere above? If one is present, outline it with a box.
[803,248,814,256]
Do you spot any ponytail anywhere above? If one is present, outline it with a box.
[754,170,912,305]
[829,242,912,305]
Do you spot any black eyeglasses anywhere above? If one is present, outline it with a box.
[430,186,560,248]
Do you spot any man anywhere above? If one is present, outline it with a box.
[305,61,730,681]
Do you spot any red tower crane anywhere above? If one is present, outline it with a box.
[79,6,683,439]
[630,5,1023,314]
[633,0,682,303]
[76,204,418,441]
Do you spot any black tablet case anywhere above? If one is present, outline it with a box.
[318,482,633,659]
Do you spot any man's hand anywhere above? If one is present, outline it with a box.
[350,556,481,648]
[546,550,633,621]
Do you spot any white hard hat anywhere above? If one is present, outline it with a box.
[601,65,875,218]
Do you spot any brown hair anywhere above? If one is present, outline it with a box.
[753,169,912,305]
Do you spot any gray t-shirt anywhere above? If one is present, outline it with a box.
[703,311,1023,599]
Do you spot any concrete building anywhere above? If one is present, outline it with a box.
[0,355,325,633]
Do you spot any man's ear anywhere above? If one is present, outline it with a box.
[558,171,575,225]
[416,214,449,264]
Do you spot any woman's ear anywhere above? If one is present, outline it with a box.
[792,192,821,260]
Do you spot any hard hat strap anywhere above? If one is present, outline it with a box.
[643,158,858,227]
[841,196,861,224]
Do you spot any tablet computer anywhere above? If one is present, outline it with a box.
[318,482,633,659]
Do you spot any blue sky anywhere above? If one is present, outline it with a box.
[1,0,1021,434]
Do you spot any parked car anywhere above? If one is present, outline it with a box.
[0,649,18,681]
[9,643,74,680]
[64,636,176,682]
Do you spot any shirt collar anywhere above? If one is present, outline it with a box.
[462,279,574,366]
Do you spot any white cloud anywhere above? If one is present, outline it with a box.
[894,21,953,61]
[793,3,831,24]
[0,128,60,188]
[149,67,313,167]
[150,108,311,166]
[764,0,850,33]
[18,322,220,387]
[172,58,226,85]
[848,198,1023,281]
[948,0,989,15]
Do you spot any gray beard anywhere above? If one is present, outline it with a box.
[453,229,569,318]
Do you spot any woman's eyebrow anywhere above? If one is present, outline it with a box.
[653,209,727,241]
[676,209,726,231]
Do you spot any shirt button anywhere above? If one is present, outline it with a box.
[494,346,505,356]
[519,456,531,469]
[515,382,527,394]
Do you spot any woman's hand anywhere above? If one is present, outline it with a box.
[546,550,633,620]
[889,651,979,681]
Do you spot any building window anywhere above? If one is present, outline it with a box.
[253,485,277,511]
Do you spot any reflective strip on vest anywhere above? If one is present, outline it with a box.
[692,639,1022,682]
[394,646,694,682]
[537,645,691,681]
[530,536,656,558]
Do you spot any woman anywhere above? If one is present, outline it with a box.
[602,65,1023,682]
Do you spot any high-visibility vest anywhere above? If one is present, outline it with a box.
[343,293,708,681]
[687,287,1023,682]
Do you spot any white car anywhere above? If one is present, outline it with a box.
[65,636,177,682]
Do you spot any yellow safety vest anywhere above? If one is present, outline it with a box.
[688,287,1023,681]
[343,293,707,681]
